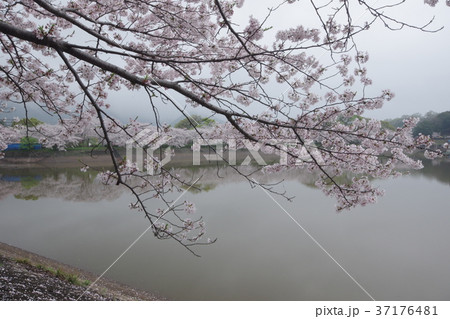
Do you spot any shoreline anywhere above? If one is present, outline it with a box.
[0,152,115,169]
[0,147,282,169]
[0,241,163,301]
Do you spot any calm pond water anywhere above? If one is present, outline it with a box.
[0,159,450,300]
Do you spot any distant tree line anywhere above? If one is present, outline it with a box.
[385,111,450,137]
[173,115,216,130]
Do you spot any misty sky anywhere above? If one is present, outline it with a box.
[354,1,450,120]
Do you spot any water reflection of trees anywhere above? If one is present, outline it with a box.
[0,166,322,201]
[1,160,448,202]
[410,158,450,186]
[0,168,123,201]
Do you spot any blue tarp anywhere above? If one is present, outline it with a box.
[5,143,42,150]
[0,175,42,182]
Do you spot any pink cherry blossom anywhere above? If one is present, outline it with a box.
[0,0,447,252]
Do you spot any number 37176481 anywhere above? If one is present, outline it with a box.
[376,306,438,316]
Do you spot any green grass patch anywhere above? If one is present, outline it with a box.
[67,273,80,285]
[47,267,57,275]
[33,263,88,287]
[15,258,31,265]
[14,194,39,201]
[36,264,46,271]
[55,268,66,280]
[36,264,56,274]
[55,268,84,286]
[10,257,90,288]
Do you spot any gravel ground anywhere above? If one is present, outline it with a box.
[0,242,162,301]
[0,255,112,301]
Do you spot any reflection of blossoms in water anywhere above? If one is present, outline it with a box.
[3,162,446,205]
[0,166,324,248]
[0,170,125,202]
